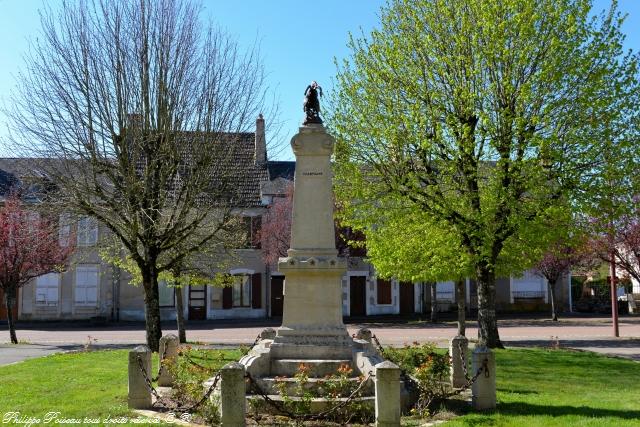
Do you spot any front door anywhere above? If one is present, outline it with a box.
[270,276,284,317]
[349,276,367,317]
[399,281,415,315]
[0,289,18,321]
[188,285,206,320]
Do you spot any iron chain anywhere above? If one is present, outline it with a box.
[136,354,221,412]
[245,371,372,421]
[151,344,169,382]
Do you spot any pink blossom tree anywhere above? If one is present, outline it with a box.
[592,211,640,286]
[257,183,293,266]
[0,196,74,343]
[533,242,590,321]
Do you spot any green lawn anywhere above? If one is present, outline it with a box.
[0,348,238,425]
[444,348,640,427]
[0,347,638,426]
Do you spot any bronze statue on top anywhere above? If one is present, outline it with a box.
[303,81,323,125]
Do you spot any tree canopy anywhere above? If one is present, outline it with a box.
[8,0,273,350]
[330,0,639,347]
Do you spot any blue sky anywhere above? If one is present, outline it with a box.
[0,0,638,160]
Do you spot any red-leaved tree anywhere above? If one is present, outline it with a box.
[591,211,640,287]
[0,196,74,343]
[533,241,594,321]
[257,184,293,266]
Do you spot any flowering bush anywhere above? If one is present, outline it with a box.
[385,342,451,415]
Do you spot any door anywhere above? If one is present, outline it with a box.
[188,285,206,320]
[349,276,367,317]
[399,281,415,315]
[270,276,284,317]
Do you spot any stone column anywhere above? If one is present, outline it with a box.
[374,361,401,427]
[220,362,246,427]
[271,124,351,360]
[449,335,469,388]
[471,346,496,410]
[128,345,152,409]
[158,334,179,387]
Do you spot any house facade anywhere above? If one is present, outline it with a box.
[0,118,570,323]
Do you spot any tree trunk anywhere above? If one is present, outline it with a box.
[476,262,503,348]
[430,282,438,323]
[175,285,187,344]
[142,266,162,352]
[549,279,558,321]
[4,287,18,344]
[455,279,466,336]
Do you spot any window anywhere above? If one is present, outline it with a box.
[377,278,392,305]
[232,275,251,307]
[242,216,262,249]
[159,280,175,307]
[77,216,98,246]
[36,273,60,306]
[75,265,99,305]
[59,213,72,247]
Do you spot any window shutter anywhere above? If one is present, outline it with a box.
[377,279,392,305]
[251,273,262,308]
[222,286,233,309]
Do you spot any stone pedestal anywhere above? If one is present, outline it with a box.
[375,361,401,427]
[471,346,496,410]
[128,345,152,409]
[220,362,246,427]
[270,124,352,360]
[158,334,179,387]
[449,335,469,388]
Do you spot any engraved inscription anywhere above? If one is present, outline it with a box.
[302,171,323,176]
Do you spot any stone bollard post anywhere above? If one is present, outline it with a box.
[128,345,152,409]
[158,334,179,387]
[220,362,246,427]
[374,361,401,427]
[449,335,469,388]
[471,345,496,410]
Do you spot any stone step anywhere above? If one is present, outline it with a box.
[254,376,374,396]
[247,394,375,415]
[270,359,353,377]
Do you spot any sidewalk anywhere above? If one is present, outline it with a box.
[1,315,638,365]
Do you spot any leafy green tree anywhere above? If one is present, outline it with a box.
[331,0,638,347]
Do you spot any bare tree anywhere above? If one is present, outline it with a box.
[7,0,274,351]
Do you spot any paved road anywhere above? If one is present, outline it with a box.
[1,315,639,365]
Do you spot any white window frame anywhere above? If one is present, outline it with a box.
[77,216,98,246]
[35,273,60,306]
[232,274,252,308]
[75,265,99,306]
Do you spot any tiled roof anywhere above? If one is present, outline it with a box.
[200,132,268,207]
[0,131,268,208]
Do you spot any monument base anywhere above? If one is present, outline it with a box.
[270,326,354,359]
[238,328,416,414]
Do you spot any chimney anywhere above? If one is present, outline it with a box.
[255,114,266,165]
